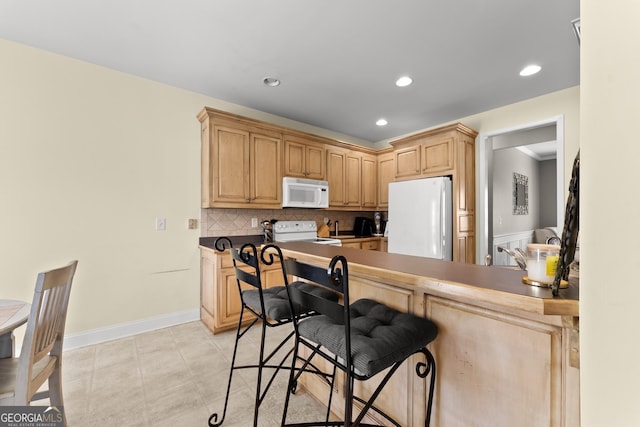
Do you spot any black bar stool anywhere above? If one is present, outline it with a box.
[280,254,438,426]
[208,238,338,427]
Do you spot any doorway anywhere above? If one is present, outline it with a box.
[477,116,565,265]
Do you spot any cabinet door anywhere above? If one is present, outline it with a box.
[212,126,250,203]
[344,151,362,207]
[328,148,362,207]
[305,143,326,180]
[263,264,287,288]
[377,152,394,209]
[217,267,250,331]
[361,154,377,208]
[284,137,326,180]
[284,139,306,178]
[251,133,282,205]
[200,249,216,331]
[327,149,346,206]
[422,136,454,174]
[394,145,421,178]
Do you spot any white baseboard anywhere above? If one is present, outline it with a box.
[63,309,200,351]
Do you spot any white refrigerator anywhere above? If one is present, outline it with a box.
[388,177,453,260]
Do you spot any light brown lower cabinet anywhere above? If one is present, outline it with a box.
[338,237,381,250]
[200,247,285,334]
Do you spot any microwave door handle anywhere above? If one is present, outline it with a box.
[316,187,323,206]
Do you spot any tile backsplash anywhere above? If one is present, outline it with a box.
[201,208,378,237]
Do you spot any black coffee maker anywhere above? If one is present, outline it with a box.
[352,217,374,237]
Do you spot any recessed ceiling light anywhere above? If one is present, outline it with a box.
[519,65,541,77]
[376,119,388,126]
[395,76,413,87]
[263,77,281,87]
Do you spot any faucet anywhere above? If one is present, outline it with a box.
[497,246,527,270]
[334,220,339,237]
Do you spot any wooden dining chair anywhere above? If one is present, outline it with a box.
[0,260,78,421]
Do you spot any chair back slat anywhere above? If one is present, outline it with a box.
[283,260,341,292]
[14,260,77,403]
[282,256,349,325]
[32,283,67,362]
[287,285,344,324]
[234,266,261,289]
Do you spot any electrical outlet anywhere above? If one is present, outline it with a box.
[188,219,198,229]
[251,217,258,228]
[156,217,166,231]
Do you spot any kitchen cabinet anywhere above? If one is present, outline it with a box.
[393,135,454,179]
[390,123,478,263]
[376,150,394,209]
[283,134,326,180]
[340,241,362,249]
[199,108,282,208]
[327,147,361,208]
[200,246,286,334]
[337,237,381,250]
[361,153,378,208]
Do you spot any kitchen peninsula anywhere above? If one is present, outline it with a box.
[273,241,580,427]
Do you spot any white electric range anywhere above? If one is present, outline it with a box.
[272,220,342,246]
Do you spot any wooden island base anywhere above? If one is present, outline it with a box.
[275,242,580,427]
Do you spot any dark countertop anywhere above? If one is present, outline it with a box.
[272,241,579,316]
[199,235,264,249]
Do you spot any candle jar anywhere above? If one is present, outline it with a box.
[526,244,560,284]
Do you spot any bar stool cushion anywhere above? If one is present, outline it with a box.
[298,298,438,378]
[243,283,338,322]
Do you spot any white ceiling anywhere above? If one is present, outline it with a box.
[0,0,580,144]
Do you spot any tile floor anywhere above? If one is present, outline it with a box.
[57,321,328,426]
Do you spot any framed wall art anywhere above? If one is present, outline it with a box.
[513,172,528,215]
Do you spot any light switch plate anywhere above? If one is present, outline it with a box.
[155,217,166,231]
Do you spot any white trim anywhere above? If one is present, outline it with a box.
[477,115,565,264]
[493,230,535,245]
[63,309,200,351]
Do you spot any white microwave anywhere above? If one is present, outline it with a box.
[282,177,329,208]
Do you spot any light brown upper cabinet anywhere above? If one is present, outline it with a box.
[199,108,282,208]
[394,135,455,179]
[361,153,378,208]
[327,147,361,208]
[283,135,326,180]
[376,150,394,209]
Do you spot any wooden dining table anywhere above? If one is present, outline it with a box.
[0,299,30,358]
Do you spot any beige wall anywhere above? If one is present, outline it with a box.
[0,38,364,337]
[581,0,640,425]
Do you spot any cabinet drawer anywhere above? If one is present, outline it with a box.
[361,241,379,250]
[341,242,362,249]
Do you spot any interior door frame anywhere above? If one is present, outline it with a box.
[476,115,565,264]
